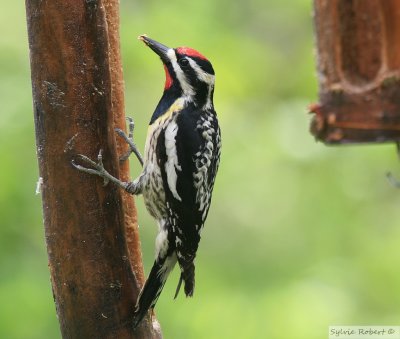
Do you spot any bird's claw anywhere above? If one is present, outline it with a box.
[115,116,144,166]
[115,128,132,163]
[72,149,110,186]
[126,116,135,138]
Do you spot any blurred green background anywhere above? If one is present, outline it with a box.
[1,1,400,338]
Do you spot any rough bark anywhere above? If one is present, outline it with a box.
[311,0,400,144]
[25,0,161,337]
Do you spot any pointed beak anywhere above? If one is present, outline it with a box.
[139,35,171,64]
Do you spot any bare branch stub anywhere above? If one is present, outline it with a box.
[311,0,400,144]
[25,0,161,337]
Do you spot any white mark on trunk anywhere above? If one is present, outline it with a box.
[35,177,43,195]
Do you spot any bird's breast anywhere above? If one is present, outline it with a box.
[140,97,185,219]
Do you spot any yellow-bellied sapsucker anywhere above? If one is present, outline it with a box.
[73,35,221,328]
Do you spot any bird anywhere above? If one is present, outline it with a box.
[73,35,221,328]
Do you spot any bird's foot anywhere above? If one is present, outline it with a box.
[116,117,144,166]
[72,149,128,189]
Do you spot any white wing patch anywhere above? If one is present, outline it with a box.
[164,120,182,201]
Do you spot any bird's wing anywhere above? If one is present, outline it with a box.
[157,106,220,268]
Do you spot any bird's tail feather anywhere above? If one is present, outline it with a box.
[174,262,195,299]
[133,254,177,328]
[183,263,195,296]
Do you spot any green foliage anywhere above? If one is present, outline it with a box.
[1,1,400,338]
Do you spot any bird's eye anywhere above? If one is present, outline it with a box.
[179,58,189,67]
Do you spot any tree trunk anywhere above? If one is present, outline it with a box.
[25,0,162,337]
[311,0,400,144]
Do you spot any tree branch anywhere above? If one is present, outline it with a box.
[311,0,400,144]
[25,0,161,337]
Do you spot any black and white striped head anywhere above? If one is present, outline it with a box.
[139,35,215,110]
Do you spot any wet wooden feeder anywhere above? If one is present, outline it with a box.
[310,0,400,144]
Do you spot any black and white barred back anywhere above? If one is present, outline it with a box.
[132,36,221,327]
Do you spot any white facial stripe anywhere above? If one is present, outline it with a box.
[204,84,214,110]
[167,49,194,98]
[187,58,215,85]
[167,48,177,62]
[188,57,214,110]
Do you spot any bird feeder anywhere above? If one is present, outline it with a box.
[310,0,400,144]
